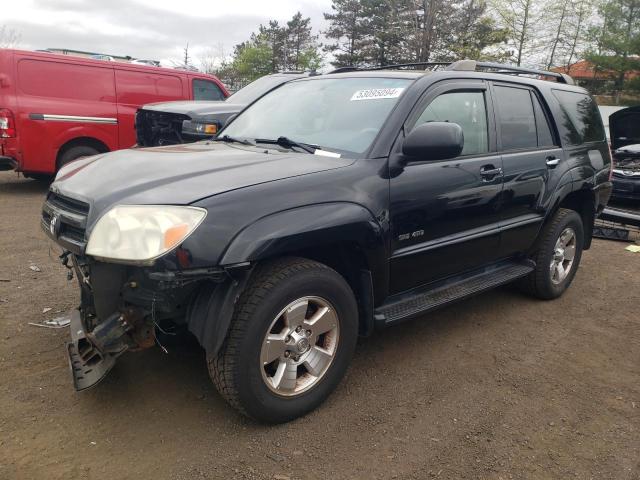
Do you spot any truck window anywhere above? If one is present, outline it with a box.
[193,79,225,101]
[551,90,605,145]
[18,59,115,101]
[414,91,489,156]
[494,85,537,150]
[115,70,183,105]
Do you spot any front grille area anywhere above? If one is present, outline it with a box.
[42,192,90,253]
[135,109,189,147]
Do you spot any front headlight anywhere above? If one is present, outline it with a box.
[86,205,207,264]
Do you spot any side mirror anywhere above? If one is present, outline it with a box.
[402,122,464,161]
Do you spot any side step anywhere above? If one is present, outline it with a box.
[375,260,535,326]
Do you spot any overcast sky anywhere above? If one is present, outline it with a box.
[3,0,333,66]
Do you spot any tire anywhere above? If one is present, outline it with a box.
[57,145,100,170]
[520,208,584,300]
[208,257,358,423]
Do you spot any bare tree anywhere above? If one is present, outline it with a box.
[199,43,226,74]
[490,0,540,66]
[0,25,21,48]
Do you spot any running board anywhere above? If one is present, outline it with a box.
[375,260,535,326]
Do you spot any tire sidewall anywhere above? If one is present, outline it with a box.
[58,145,100,170]
[234,267,358,423]
[539,211,584,297]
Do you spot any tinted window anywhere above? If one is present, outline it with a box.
[223,77,412,155]
[532,94,555,147]
[414,91,488,156]
[552,90,605,145]
[495,86,537,150]
[193,79,225,101]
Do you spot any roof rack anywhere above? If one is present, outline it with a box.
[446,60,574,84]
[328,60,574,84]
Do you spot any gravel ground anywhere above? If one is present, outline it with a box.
[1,171,639,480]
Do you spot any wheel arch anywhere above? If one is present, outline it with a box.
[56,136,110,170]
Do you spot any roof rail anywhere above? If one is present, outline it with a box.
[328,60,575,84]
[447,60,575,84]
[328,62,451,74]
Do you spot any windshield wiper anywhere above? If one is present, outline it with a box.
[214,134,255,146]
[254,136,318,154]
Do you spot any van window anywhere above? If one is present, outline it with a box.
[552,90,605,145]
[193,79,225,101]
[494,86,537,150]
[18,59,115,101]
[115,70,183,105]
[413,91,489,156]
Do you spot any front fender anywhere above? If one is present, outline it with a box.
[219,202,387,290]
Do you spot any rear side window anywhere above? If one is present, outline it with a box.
[18,59,115,102]
[494,85,537,150]
[414,91,489,156]
[552,90,605,145]
[193,79,225,101]
[532,94,555,147]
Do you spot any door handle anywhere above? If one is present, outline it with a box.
[546,156,560,167]
[480,165,503,179]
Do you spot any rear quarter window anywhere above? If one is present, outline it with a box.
[18,59,115,101]
[551,90,605,145]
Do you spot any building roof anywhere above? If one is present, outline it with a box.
[551,59,640,81]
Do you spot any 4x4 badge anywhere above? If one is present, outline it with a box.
[50,213,60,237]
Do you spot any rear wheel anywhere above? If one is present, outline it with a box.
[208,257,358,423]
[520,208,584,299]
[57,145,101,170]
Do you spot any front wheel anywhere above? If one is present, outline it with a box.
[208,257,358,423]
[520,208,584,300]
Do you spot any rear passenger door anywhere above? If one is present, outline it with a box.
[491,82,566,256]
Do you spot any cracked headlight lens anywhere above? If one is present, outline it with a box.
[86,205,207,264]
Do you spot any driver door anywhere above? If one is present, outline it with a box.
[389,81,504,294]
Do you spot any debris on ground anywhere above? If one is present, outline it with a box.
[625,244,640,253]
[28,315,71,329]
[29,265,41,272]
[42,307,52,314]
[0,278,10,282]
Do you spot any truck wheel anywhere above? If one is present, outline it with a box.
[520,208,584,300]
[57,145,100,170]
[208,257,358,423]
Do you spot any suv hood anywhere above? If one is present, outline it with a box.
[609,106,640,150]
[52,142,353,218]
[142,101,247,117]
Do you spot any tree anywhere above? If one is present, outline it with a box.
[286,12,322,70]
[324,0,371,66]
[490,0,541,66]
[585,0,640,92]
[0,25,20,48]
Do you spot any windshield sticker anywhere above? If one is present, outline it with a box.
[314,149,341,158]
[350,88,405,101]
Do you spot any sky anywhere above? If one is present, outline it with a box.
[2,0,334,67]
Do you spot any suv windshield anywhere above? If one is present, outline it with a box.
[229,75,297,105]
[222,77,412,154]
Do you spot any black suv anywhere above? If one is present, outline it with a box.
[42,61,612,423]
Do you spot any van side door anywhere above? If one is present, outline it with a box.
[388,81,504,294]
[490,82,566,255]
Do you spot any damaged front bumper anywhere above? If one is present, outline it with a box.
[59,251,247,391]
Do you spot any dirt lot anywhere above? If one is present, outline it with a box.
[1,170,639,480]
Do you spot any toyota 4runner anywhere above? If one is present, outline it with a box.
[42,61,612,423]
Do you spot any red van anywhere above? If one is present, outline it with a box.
[0,49,228,178]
